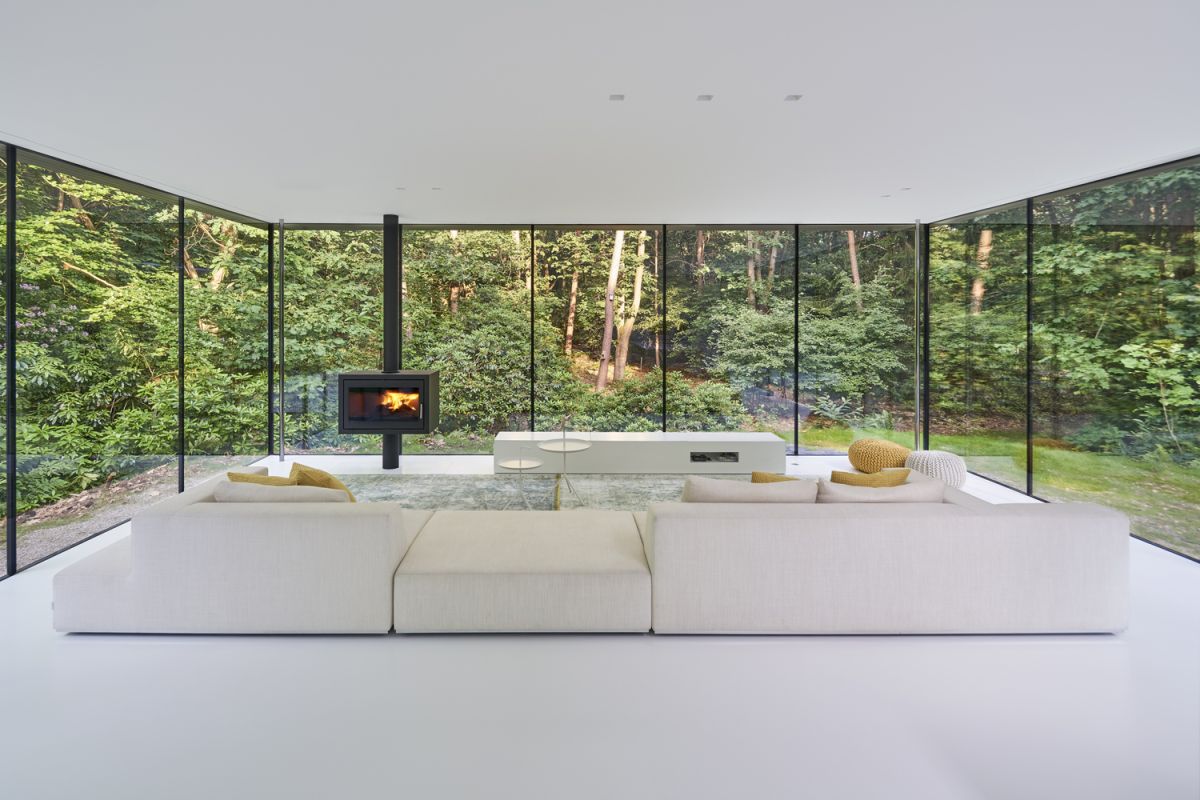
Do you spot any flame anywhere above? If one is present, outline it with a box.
[380,390,420,414]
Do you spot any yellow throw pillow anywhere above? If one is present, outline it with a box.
[227,472,297,486]
[847,439,912,473]
[290,462,356,502]
[830,469,910,487]
[751,471,797,483]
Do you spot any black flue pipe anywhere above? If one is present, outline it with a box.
[382,214,401,468]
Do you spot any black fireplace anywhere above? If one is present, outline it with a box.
[338,371,439,435]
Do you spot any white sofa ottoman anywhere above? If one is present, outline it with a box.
[393,510,651,633]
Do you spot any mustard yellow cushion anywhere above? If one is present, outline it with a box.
[751,471,797,484]
[847,439,912,473]
[290,462,355,502]
[830,469,910,487]
[227,471,297,486]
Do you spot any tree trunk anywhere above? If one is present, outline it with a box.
[68,193,96,231]
[746,231,758,308]
[847,230,863,311]
[595,230,624,390]
[449,285,460,314]
[969,228,994,314]
[564,270,579,355]
[614,232,646,381]
[765,244,778,298]
[695,229,706,290]
[402,276,413,340]
[654,232,662,367]
[206,220,239,291]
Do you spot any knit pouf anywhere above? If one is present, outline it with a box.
[904,450,967,489]
[847,438,912,474]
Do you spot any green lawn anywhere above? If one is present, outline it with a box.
[801,426,1200,560]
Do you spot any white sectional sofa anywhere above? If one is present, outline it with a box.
[643,499,1130,634]
[53,474,430,634]
[53,471,1130,636]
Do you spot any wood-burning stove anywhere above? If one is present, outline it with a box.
[337,372,439,435]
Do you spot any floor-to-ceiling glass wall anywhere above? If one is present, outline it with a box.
[794,227,916,452]
[13,153,178,569]
[665,227,796,443]
[1032,161,1200,559]
[401,227,531,453]
[534,227,662,432]
[182,205,270,482]
[927,206,1028,487]
[281,225,383,453]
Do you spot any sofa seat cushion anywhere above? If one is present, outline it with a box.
[393,510,651,633]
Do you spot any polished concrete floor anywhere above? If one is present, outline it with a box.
[0,456,1197,799]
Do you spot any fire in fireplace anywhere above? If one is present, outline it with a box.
[338,372,439,434]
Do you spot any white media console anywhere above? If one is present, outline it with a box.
[493,431,787,474]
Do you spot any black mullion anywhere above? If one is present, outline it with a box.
[6,144,17,576]
[266,224,275,455]
[1025,198,1034,495]
[529,225,536,432]
[921,223,931,450]
[792,224,800,456]
[403,221,408,453]
[661,224,667,432]
[177,198,186,492]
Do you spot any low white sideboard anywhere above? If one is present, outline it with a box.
[493,431,787,474]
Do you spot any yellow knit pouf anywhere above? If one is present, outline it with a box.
[847,438,912,474]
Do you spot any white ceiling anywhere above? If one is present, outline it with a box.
[2,0,1198,224]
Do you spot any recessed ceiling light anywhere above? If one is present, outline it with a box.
[394,187,406,191]
[784,94,803,101]
[901,187,912,191]
[431,187,442,191]
[609,94,625,101]
[696,94,714,102]
[881,194,891,198]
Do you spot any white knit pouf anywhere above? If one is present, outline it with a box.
[904,449,967,489]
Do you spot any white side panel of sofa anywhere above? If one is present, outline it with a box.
[55,504,432,634]
[645,502,1129,634]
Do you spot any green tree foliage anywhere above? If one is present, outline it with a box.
[7,163,268,513]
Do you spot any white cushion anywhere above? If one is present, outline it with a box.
[682,475,818,503]
[394,510,651,632]
[212,481,351,503]
[817,476,945,503]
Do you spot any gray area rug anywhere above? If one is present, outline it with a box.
[338,473,752,511]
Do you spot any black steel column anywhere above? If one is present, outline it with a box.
[176,198,186,492]
[382,213,401,468]
[6,144,17,576]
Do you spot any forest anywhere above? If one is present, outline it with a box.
[0,149,1196,567]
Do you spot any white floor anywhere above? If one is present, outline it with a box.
[1,456,1197,800]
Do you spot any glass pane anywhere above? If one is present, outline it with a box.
[1033,162,1200,559]
[665,228,796,447]
[534,227,662,432]
[282,227,383,453]
[15,158,177,569]
[183,208,269,483]
[402,228,531,453]
[928,206,1028,487]
[794,228,916,453]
